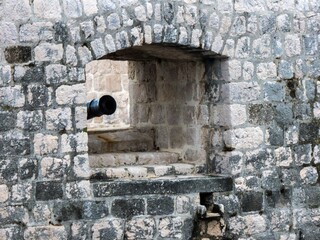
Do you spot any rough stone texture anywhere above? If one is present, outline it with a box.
[1,0,320,239]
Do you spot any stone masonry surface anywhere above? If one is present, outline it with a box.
[0,0,320,239]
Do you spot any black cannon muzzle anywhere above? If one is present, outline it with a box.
[87,95,117,120]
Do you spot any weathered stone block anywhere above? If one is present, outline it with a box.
[35,181,63,200]
[0,185,9,203]
[45,64,67,85]
[0,86,25,108]
[41,156,69,179]
[4,46,31,63]
[92,219,124,240]
[11,182,33,203]
[0,111,16,131]
[0,206,28,226]
[228,214,267,236]
[158,217,183,239]
[24,226,67,240]
[66,180,91,199]
[211,104,247,127]
[56,84,86,105]
[19,22,54,42]
[111,198,145,219]
[147,196,174,215]
[0,159,18,183]
[0,22,18,46]
[293,144,312,166]
[33,133,58,155]
[224,127,264,149]
[261,169,281,191]
[299,121,320,143]
[27,84,48,108]
[125,217,156,240]
[0,131,30,156]
[239,191,263,212]
[34,0,62,19]
[300,166,318,185]
[45,108,72,131]
[17,110,43,131]
[35,43,63,62]
[221,82,261,103]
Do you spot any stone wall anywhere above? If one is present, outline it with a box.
[86,60,130,130]
[0,0,320,239]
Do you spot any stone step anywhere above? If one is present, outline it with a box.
[91,174,233,197]
[88,128,155,153]
[90,162,205,180]
[89,151,181,168]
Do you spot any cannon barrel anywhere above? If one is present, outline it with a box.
[87,95,117,120]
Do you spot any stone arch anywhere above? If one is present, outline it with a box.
[81,8,227,168]
[70,0,225,66]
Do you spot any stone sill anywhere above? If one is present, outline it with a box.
[91,174,233,197]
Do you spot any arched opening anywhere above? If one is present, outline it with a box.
[86,44,223,171]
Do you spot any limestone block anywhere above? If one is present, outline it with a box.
[62,0,83,18]
[235,36,250,58]
[126,166,148,178]
[0,185,9,203]
[75,106,87,130]
[11,182,32,203]
[82,0,98,16]
[293,144,312,166]
[263,82,285,102]
[300,166,318,185]
[221,82,261,103]
[17,110,43,131]
[256,62,277,80]
[131,27,143,46]
[78,46,92,65]
[73,154,91,178]
[40,156,69,179]
[45,64,67,85]
[158,217,183,239]
[24,226,67,240]
[66,180,91,198]
[277,14,291,32]
[228,214,267,236]
[45,108,72,131]
[275,147,293,167]
[20,22,53,43]
[106,167,129,178]
[125,218,156,240]
[2,0,31,22]
[0,86,25,108]
[56,84,86,105]
[32,203,51,223]
[94,16,107,34]
[252,35,271,59]
[235,0,267,12]
[34,0,62,19]
[224,127,264,149]
[91,38,107,58]
[92,219,124,239]
[215,151,244,175]
[35,43,63,62]
[65,45,78,66]
[135,5,147,22]
[285,34,301,57]
[211,104,247,127]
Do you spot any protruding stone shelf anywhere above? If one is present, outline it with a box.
[92,175,233,197]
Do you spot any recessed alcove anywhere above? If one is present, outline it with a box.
[86,44,223,170]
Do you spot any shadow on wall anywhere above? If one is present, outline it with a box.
[85,43,234,169]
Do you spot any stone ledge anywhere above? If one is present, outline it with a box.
[92,175,233,197]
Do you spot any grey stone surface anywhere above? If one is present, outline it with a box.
[0,0,320,239]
